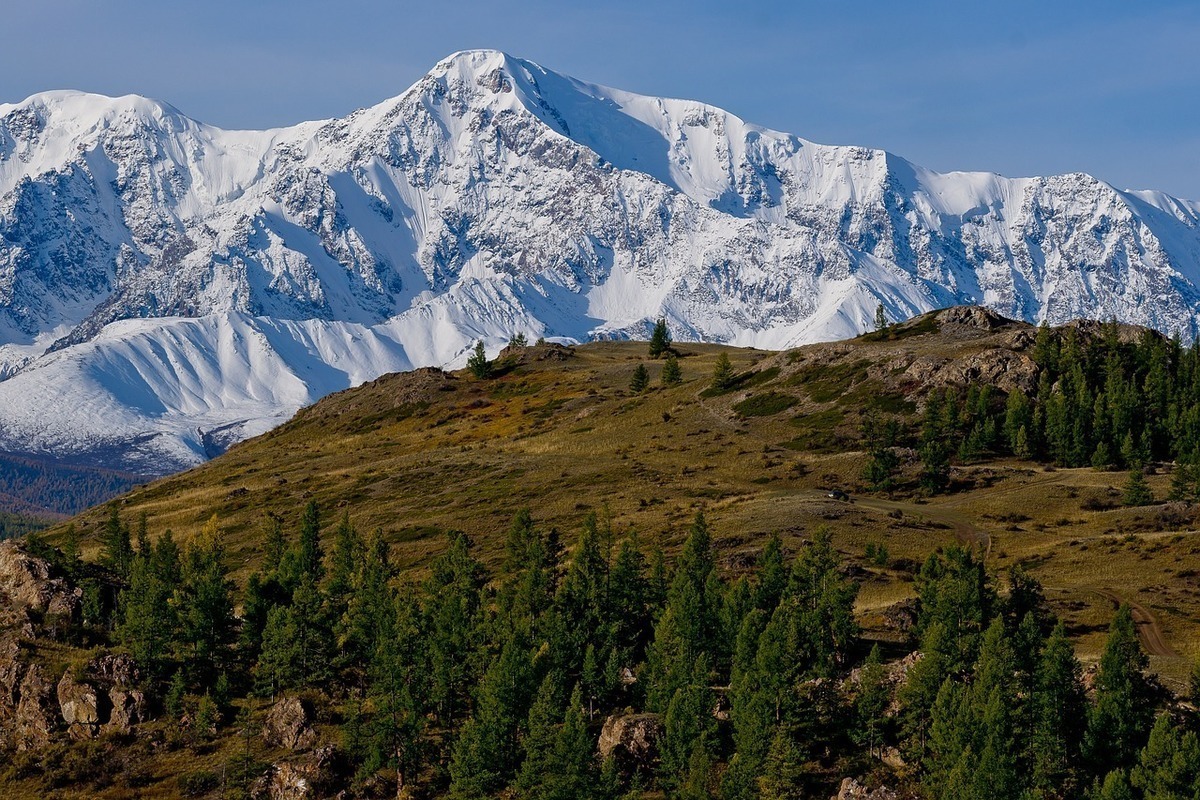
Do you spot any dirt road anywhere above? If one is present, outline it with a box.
[1090,589,1178,658]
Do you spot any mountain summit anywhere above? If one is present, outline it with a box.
[3,49,1200,474]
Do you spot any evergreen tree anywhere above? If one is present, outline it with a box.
[863,445,899,492]
[1123,468,1154,506]
[757,727,807,800]
[874,302,888,332]
[543,685,600,800]
[515,672,565,795]
[1085,605,1155,774]
[467,340,492,379]
[326,511,362,627]
[175,517,236,681]
[1130,713,1200,799]
[630,363,650,393]
[855,645,889,760]
[919,438,952,494]
[649,318,672,358]
[646,513,722,712]
[661,352,683,385]
[711,352,735,391]
[117,539,178,679]
[423,531,486,725]
[1031,622,1087,796]
[100,506,134,579]
[660,658,715,790]
[1091,770,1135,800]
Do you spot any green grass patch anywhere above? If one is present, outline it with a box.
[783,407,849,452]
[788,359,872,402]
[733,391,799,417]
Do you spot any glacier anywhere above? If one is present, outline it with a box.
[2,49,1200,474]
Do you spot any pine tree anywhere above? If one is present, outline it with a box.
[863,445,899,492]
[660,658,715,789]
[100,506,133,579]
[515,672,565,795]
[541,685,600,800]
[1085,605,1155,774]
[467,340,491,379]
[649,318,672,358]
[855,645,889,760]
[661,352,683,385]
[919,438,951,494]
[711,352,735,391]
[1130,713,1200,798]
[630,363,650,393]
[1092,769,1135,800]
[175,517,236,681]
[117,543,177,679]
[1031,622,1087,795]
[423,531,486,725]
[757,727,807,800]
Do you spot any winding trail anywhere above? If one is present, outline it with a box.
[1089,589,1178,658]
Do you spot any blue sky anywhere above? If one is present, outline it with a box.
[6,1,1199,198]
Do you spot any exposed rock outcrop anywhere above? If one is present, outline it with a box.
[14,663,56,750]
[264,696,317,751]
[57,671,103,740]
[598,713,663,768]
[834,777,899,800]
[0,541,81,619]
[252,745,338,800]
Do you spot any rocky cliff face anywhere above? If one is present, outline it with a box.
[3,50,1200,474]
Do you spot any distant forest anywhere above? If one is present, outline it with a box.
[0,451,140,516]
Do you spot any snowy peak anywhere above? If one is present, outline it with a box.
[2,51,1200,475]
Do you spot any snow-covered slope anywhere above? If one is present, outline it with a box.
[3,49,1200,474]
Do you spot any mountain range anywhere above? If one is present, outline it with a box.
[3,49,1200,477]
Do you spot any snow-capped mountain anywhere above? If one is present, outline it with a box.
[3,49,1200,474]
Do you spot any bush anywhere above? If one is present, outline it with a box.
[180,770,220,797]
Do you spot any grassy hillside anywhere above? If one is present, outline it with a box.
[55,308,1200,688]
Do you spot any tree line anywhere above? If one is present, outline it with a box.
[865,322,1200,499]
[37,503,1200,798]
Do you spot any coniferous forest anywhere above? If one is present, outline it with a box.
[14,495,1200,800]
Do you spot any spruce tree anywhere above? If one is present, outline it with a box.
[874,302,888,332]
[467,340,491,379]
[1123,468,1154,506]
[515,672,565,795]
[661,352,683,385]
[711,352,735,391]
[630,363,650,393]
[542,685,600,800]
[649,318,672,358]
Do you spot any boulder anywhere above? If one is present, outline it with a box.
[57,671,103,740]
[0,541,81,619]
[264,696,318,751]
[598,713,663,767]
[834,777,899,800]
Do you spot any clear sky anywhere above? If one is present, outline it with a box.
[5,0,1199,199]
